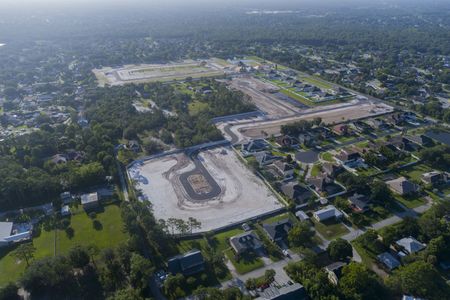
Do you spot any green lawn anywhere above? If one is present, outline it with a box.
[311,164,322,177]
[397,163,432,183]
[312,219,349,240]
[188,100,209,116]
[321,152,334,162]
[394,193,426,209]
[209,228,245,253]
[0,204,128,287]
[301,76,334,90]
[224,249,264,274]
[262,213,291,225]
[177,238,209,254]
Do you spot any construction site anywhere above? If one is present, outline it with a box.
[93,59,231,86]
[127,147,283,233]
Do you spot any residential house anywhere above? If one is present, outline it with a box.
[385,112,405,126]
[335,149,361,166]
[0,222,32,248]
[275,135,297,148]
[295,210,310,222]
[421,171,448,186]
[377,252,401,271]
[313,205,343,222]
[298,133,313,147]
[256,283,308,300]
[365,118,388,130]
[229,231,263,255]
[60,192,73,205]
[386,177,419,195]
[127,140,140,153]
[262,218,293,242]
[61,205,71,217]
[281,182,313,205]
[324,262,346,285]
[241,139,270,156]
[332,124,349,136]
[254,152,282,167]
[168,249,205,276]
[404,135,433,147]
[322,163,343,178]
[51,154,68,164]
[307,175,331,193]
[348,193,371,213]
[272,160,295,178]
[81,192,100,210]
[395,237,426,256]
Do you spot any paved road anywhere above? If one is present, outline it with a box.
[178,150,222,201]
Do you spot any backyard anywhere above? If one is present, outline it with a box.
[312,218,349,240]
[0,204,128,287]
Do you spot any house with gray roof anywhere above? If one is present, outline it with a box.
[281,182,313,205]
[377,252,401,271]
[262,218,293,242]
[395,237,426,255]
[0,222,32,248]
[168,249,205,276]
[229,231,263,255]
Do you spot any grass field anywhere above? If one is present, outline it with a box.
[312,219,349,240]
[209,228,245,253]
[188,101,209,116]
[320,152,334,162]
[393,193,426,209]
[397,163,432,183]
[311,164,322,177]
[0,204,128,287]
[224,249,264,274]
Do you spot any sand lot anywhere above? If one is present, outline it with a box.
[128,147,282,232]
[230,77,299,118]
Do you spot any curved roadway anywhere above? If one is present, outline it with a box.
[178,150,222,201]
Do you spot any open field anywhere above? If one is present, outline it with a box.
[0,204,127,287]
[128,147,283,233]
[93,59,230,86]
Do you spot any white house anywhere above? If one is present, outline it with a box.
[313,205,343,222]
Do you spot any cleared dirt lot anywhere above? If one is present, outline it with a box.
[93,59,226,86]
[230,77,300,118]
[235,101,393,139]
[128,147,282,232]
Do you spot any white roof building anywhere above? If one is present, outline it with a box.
[0,222,32,247]
[313,205,343,222]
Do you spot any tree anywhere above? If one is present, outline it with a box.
[68,245,90,268]
[13,243,36,267]
[0,283,19,300]
[339,263,387,300]
[129,253,154,291]
[370,181,392,204]
[110,287,144,300]
[288,222,314,247]
[164,273,186,299]
[187,217,202,233]
[386,261,450,299]
[264,269,276,283]
[327,239,353,261]
[20,256,76,297]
